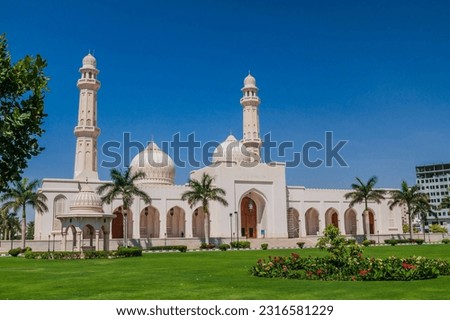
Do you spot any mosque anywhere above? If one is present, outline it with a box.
[33,54,403,250]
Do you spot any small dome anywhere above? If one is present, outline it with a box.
[212,135,251,164]
[70,184,104,213]
[130,142,175,185]
[82,53,97,68]
[243,73,257,88]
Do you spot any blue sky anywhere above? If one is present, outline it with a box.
[3,0,450,189]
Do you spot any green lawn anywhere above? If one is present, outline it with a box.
[1,245,450,300]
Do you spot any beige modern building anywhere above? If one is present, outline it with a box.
[33,54,404,250]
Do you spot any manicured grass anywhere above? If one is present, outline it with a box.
[1,245,450,300]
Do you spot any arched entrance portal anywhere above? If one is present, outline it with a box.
[241,197,257,238]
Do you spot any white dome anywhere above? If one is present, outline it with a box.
[130,142,175,185]
[82,53,97,68]
[212,135,251,164]
[70,184,104,213]
[243,73,257,88]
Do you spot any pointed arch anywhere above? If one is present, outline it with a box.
[140,205,160,238]
[305,207,319,235]
[239,189,266,238]
[53,195,66,231]
[325,207,339,229]
[192,207,205,238]
[166,206,185,238]
[112,206,133,239]
[344,208,357,235]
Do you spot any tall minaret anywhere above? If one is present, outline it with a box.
[73,53,101,181]
[240,73,261,160]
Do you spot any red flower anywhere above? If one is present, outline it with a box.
[402,263,417,270]
[316,269,323,275]
[359,269,369,276]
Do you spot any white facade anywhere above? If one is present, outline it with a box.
[34,54,404,250]
[416,163,450,225]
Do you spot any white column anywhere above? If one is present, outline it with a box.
[357,213,364,236]
[77,231,82,252]
[62,232,67,251]
[95,230,100,251]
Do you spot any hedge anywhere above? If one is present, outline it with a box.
[148,246,187,252]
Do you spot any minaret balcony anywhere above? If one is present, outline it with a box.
[240,97,260,106]
[77,79,101,90]
[74,126,100,138]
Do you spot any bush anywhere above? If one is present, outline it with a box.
[84,250,111,259]
[362,240,375,247]
[296,242,305,248]
[25,251,83,260]
[8,247,22,257]
[230,241,251,249]
[384,239,398,246]
[414,239,425,245]
[200,243,216,250]
[442,238,450,244]
[346,239,356,245]
[218,244,230,251]
[115,247,142,257]
[149,245,187,252]
[261,243,269,250]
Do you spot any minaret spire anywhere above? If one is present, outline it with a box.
[240,73,261,161]
[73,53,101,181]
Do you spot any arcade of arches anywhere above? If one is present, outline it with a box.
[287,207,377,238]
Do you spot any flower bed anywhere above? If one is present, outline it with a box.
[250,253,450,281]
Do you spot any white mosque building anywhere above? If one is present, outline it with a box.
[33,54,403,250]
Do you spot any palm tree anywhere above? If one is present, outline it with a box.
[0,208,18,240]
[97,168,151,248]
[412,199,431,240]
[389,181,429,240]
[181,173,228,244]
[0,178,48,248]
[344,176,386,236]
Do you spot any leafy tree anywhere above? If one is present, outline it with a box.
[389,181,429,240]
[344,176,386,235]
[0,34,48,192]
[181,173,228,244]
[97,168,151,248]
[0,178,48,248]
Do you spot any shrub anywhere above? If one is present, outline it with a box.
[384,239,398,246]
[362,240,375,247]
[84,250,111,259]
[414,239,425,245]
[8,247,22,257]
[116,247,142,257]
[149,245,187,252]
[442,238,450,244]
[261,243,269,250]
[219,244,230,251]
[200,243,216,250]
[296,242,305,248]
[346,239,356,245]
[230,241,251,249]
[24,251,83,260]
